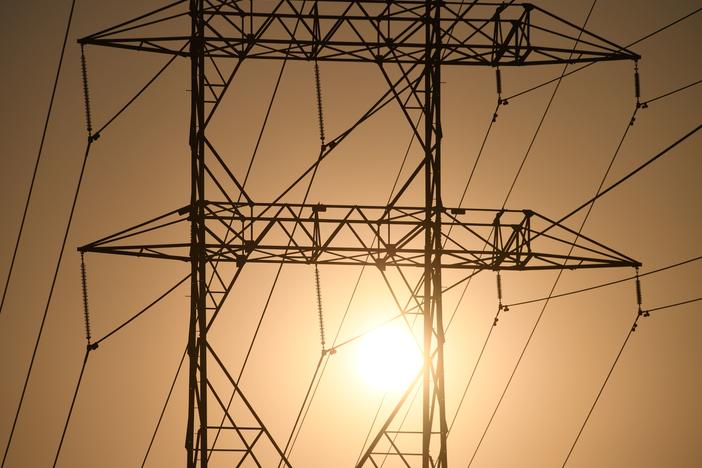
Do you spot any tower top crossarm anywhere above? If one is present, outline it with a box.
[79,1,639,66]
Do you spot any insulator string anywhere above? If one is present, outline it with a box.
[314,264,326,351]
[80,253,92,345]
[80,45,94,140]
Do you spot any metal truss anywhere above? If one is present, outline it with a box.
[80,0,639,65]
[78,1,640,467]
[80,203,639,271]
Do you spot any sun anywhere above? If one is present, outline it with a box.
[356,322,423,392]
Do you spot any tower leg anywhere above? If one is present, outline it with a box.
[187,1,208,467]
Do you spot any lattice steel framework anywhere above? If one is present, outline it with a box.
[78,1,640,467]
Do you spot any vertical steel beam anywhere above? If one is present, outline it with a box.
[423,1,448,466]
[421,0,433,464]
[423,1,439,466]
[187,0,208,467]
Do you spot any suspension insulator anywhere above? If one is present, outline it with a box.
[80,45,93,138]
[634,63,641,105]
[635,269,648,317]
[314,265,326,350]
[496,272,503,311]
[495,67,502,98]
[80,253,92,344]
[314,60,326,147]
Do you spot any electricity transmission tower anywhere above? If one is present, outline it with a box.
[78,1,640,467]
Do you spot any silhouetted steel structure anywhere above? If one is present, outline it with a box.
[78,1,640,467]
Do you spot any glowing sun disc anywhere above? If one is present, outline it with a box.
[356,323,422,392]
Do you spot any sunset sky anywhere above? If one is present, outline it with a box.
[1,1,700,467]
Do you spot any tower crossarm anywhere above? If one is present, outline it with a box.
[79,202,640,271]
[78,1,639,65]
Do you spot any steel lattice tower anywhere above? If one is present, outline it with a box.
[78,1,640,466]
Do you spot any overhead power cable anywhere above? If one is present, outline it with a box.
[641,78,702,107]
[141,347,188,468]
[2,139,93,468]
[0,0,78,318]
[93,274,190,347]
[644,297,702,314]
[630,6,702,47]
[554,122,701,228]
[51,349,91,468]
[562,295,701,467]
[449,294,503,433]
[94,44,186,138]
[561,307,643,467]
[505,255,702,309]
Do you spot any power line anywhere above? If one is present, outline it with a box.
[94,45,185,138]
[0,0,78,318]
[641,78,702,107]
[645,297,702,314]
[554,122,701,227]
[93,275,190,346]
[561,294,701,466]
[505,255,702,309]
[141,347,187,468]
[560,310,642,467]
[1,139,93,468]
[630,6,702,47]
[51,349,91,468]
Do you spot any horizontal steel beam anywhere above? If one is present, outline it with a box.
[79,2,639,65]
[79,202,640,270]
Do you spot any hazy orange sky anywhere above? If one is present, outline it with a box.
[1,1,700,467]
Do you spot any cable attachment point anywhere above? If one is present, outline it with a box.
[80,253,93,346]
[314,264,326,353]
[80,45,94,141]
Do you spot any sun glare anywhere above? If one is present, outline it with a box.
[356,323,423,392]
